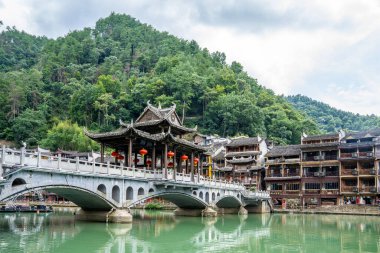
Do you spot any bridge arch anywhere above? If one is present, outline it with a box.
[1,184,117,211]
[97,184,106,195]
[112,185,120,203]
[128,192,208,209]
[215,195,242,209]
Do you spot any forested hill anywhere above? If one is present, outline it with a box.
[287,95,380,133]
[0,13,319,150]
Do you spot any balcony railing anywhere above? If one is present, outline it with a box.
[341,169,358,176]
[320,190,339,195]
[323,155,338,160]
[284,170,300,177]
[340,153,357,158]
[267,172,282,177]
[303,189,320,194]
[341,186,358,192]
[358,185,377,193]
[358,168,376,175]
[325,170,339,176]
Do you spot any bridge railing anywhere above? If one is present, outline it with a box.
[0,147,244,190]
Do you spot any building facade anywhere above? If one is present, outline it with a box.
[265,129,380,208]
[224,136,268,190]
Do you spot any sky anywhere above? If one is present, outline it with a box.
[1,0,380,115]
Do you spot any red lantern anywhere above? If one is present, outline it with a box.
[139,148,148,158]
[181,154,188,161]
[134,159,140,163]
[146,160,152,166]
[167,150,175,158]
[117,155,124,160]
[168,162,174,167]
[111,151,118,157]
[194,157,199,165]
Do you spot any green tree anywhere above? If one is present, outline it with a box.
[40,120,98,151]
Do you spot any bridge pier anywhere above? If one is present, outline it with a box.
[75,209,132,223]
[245,201,271,213]
[174,206,218,217]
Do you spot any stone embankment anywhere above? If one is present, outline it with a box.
[275,205,380,216]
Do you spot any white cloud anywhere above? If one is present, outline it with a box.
[1,0,380,115]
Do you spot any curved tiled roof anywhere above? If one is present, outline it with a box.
[225,137,261,147]
[266,145,301,157]
[300,142,339,150]
[226,157,256,164]
[225,151,261,158]
[302,133,339,141]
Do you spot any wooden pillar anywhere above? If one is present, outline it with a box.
[173,147,177,180]
[164,143,168,179]
[100,143,105,163]
[128,139,133,167]
[152,142,156,170]
[191,152,194,182]
[124,147,128,165]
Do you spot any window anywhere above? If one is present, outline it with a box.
[271,184,282,190]
[286,183,300,191]
[305,183,320,190]
[324,182,338,189]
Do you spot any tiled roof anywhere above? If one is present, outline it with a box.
[225,137,261,147]
[266,145,301,157]
[300,142,339,150]
[303,133,339,141]
[343,128,380,140]
[225,151,261,158]
[226,157,256,164]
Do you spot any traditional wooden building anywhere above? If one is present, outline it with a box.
[339,128,380,205]
[85,102,206,178]
[300,132,344,206]
[265,145,302,207]
[224,136,268,190]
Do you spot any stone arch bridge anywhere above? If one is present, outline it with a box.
[0,148,271,223]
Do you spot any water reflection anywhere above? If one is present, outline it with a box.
[0,210,379,253]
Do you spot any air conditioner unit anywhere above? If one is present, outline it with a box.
[367,152,373,157]
[319,171,326,177]
[352,169,358,175]
[313,156,320,160]
[352,153,358,158]
[313,172,320,177]
[353,186,358,192]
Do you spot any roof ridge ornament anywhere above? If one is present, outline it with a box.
[158,102,162,109]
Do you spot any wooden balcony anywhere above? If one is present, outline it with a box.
[269,190,283,195]
[303,189,320,194]
[341,169,358,176]
[341,186,359,192]
[358,186,377,193]
[284,170,300,177]
[320,190,339,195]
[285,190,300,194]
[358,168,377,176]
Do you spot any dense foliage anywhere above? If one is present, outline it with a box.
[0,13,319,149]
[287,95,380,133]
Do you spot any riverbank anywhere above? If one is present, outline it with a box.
[274,205,380,216]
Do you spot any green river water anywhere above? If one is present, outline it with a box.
[0,209,379,253]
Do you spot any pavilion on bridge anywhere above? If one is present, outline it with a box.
[85,102,206,178]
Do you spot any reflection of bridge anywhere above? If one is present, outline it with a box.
[0,148,271,222]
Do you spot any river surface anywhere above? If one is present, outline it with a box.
[0,208,379,253]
